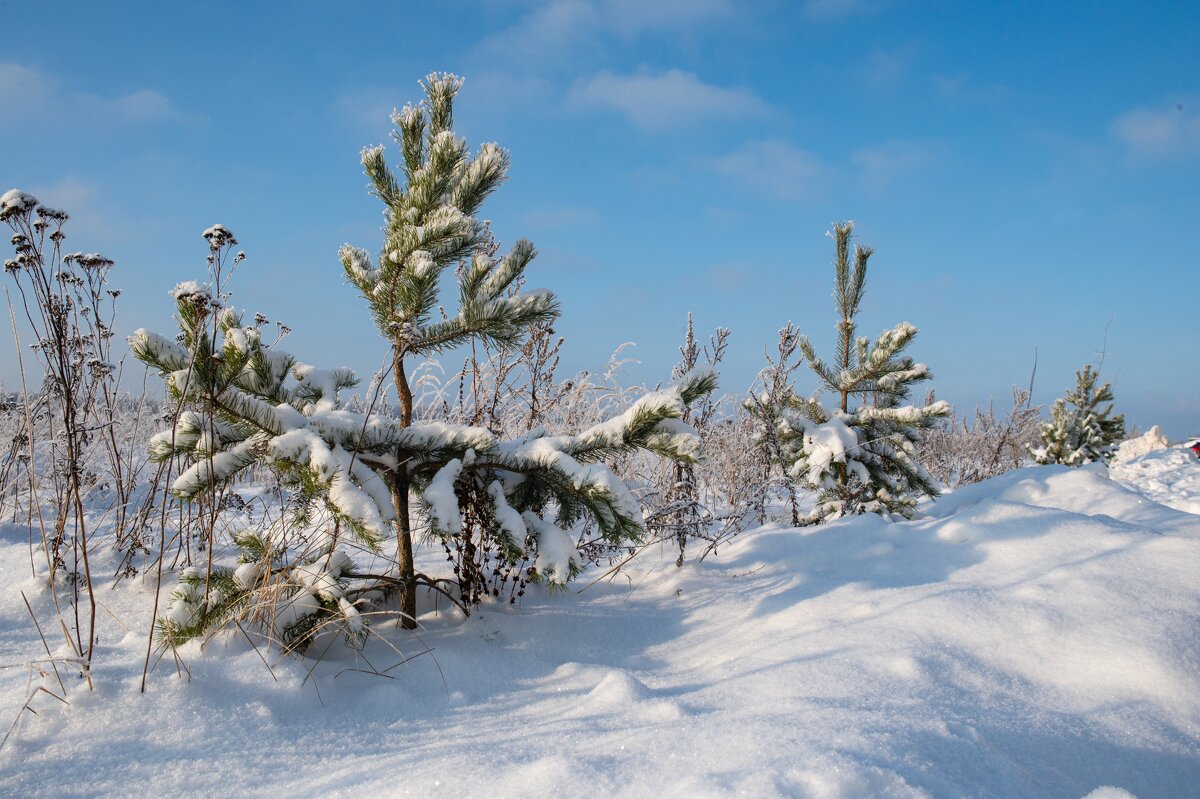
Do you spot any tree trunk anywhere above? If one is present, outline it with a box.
[391,348,417,629]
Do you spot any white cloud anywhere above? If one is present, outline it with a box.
[481,0,598,59]
[1111,101,1200,160]
[28,176,96,211]
[862,46,915,87]
[569,69,768,131]
[711,140,826,200]
[25,177,125,246]
[934,72,1013,105]
[852,140,933,193]
[0,62,193,127]
[0,63,56,107]
[599,0,733,37]
[478,0,733,60]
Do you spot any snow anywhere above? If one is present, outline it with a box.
[0,189,38,220]
[167,279,208,300]
[424,458,464,533]
[524,512,580,585]
[1113,425,1171,463]
[486,480,527,554]
[2,450,1199,796]
[1111,444,1200,515]
[795,413,859,484]
[201,224,236,246]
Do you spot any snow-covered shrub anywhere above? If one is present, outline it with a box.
[920,387,1042,488]
[756,222,950,524]
[641,314,731,566]
[1031,364,1125,466]
[744,323,806,525]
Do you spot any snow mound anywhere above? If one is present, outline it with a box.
[1113,425,1170,463]
[1111,444,1200,515]
[2,460,1198,797]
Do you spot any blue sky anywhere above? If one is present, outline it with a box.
[3,1,1198,437]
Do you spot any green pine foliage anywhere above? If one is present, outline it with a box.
[156,543,366,655]
[752,222,950,524]
[132,73,717,653]
[344,74,559,362]
[344,72,560,627]
[1031,364,1125,466]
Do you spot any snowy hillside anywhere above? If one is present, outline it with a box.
[2,451,1198,798]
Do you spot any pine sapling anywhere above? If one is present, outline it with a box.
[132,74,718,654]
[768,222,950,524]
[1031,364,1125,466]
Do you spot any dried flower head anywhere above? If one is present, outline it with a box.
[36,206,68,222]
[0,189,39,222]
[202,224,237,249]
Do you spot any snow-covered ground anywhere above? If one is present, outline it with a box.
[1,450,1198,798]
[1111,445,1200,516]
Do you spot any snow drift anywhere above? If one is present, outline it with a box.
[1,452,1197,797]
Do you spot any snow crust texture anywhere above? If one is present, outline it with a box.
[1,451,1198,797]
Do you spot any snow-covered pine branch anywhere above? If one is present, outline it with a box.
[135,225,716,649]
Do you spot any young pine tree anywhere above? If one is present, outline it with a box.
[132,74,716,651]
[1031,364,1125,466]
[769,222,950,524]
[341,73,560,627]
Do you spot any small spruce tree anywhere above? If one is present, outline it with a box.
[766,222,950,524]
[1031,364,1125,466]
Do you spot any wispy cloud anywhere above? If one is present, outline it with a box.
[569,69,768,131]
[852,140,934,193]
[599,0,733,37]
[480,0,598,60]
[934,72,1013,105]
[1111,99,1200,161]
[711,140,827,200]
[862,44,918,87]
[478,0,733,61]
[0,62,195,127]
[25,177,127,246]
